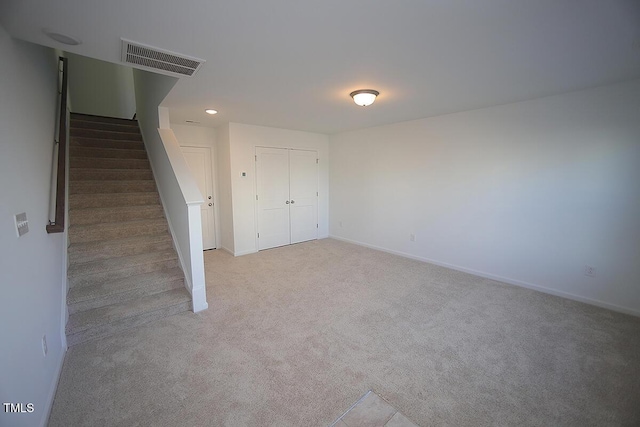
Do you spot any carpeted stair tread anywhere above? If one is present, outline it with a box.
[70,168,153,181]
[70,119,141,133]
[70,137,145,150]
[70,128,143,141]
[65,113,193,346]
[68,249,179,278]
[68,233,173,265]
[70,205,165,225]
[70,179,157,194]
[69,217,168,243]
[68,252,180,288]
[67,268,185,313]
[70,112,138,126]
[66,288,191,345]
[70,146,148,160]
[70,157,150,169]
[69,192,160,208]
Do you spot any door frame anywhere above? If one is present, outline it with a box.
[181,145,220,250]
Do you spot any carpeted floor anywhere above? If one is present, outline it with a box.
[49,239,640,426]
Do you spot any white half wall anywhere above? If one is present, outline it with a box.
[66,53,135,119]
[229,122,329,256]
[133,69,208,312]
[330,79,640,316]
[0,29,65,427]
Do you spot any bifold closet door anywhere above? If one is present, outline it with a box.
[256,147,290,250]
[256,147,318,251]
[289,149,318,244]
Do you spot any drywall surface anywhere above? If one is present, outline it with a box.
[216,124,234,253]
[66,53,135,119]
[0,28,65,427]
[229,123,329,256]
[171,123,217,149]
[330,79,640,316]
[133,69,210,311]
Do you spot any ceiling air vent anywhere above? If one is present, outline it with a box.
[121,39,205,77]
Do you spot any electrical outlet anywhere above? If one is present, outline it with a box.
[15,212,29,237]
[584,265,596,278]
[42,335,48,356]
[410,233,416,242]
[339,221,343,228]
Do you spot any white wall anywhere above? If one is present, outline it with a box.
[229,123,329,256]
[0,29,65,427]
[330,79,640,316]
[216,124,234,253]
[66,53,135,119]
[171,124,221,249]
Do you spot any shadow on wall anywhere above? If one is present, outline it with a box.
[66,52,136,119]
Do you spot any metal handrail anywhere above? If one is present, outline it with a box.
[46,57,68,234]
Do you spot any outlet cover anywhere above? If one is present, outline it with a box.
[584,265,596,277]
[410,233,416,242]
[15,212,28,237]
[42,335,48,356]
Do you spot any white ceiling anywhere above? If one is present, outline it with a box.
[2,0,640,134]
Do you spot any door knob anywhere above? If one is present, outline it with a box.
[208,203,212,206]
[285,201,289,204]
[290,200,295,204]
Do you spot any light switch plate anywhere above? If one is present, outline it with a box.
[15,212,29,237]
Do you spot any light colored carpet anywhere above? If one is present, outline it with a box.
[49,239,640,426]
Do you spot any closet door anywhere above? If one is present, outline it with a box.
[256,147,290,250]
[289,149,318,244]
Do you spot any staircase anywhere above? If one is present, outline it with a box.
[66,113,192,346]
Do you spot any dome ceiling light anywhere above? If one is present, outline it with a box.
[43,29,82,46]
[350,89,379,107]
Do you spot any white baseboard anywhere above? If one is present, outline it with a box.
[219,246,234,256]
[233,249,258,257]
[41,348,65,427]
[329,235,640,318]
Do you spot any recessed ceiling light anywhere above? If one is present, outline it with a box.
[43,29,82,46]
[205,109,218,115]
[350,89,379,107]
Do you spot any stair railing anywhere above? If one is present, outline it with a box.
[47,57,68,234]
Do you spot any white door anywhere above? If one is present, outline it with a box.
[256,147,290,250]
[289,149,318,244]
[181,146,217,250]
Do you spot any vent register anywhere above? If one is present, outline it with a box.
[121,39,205,77]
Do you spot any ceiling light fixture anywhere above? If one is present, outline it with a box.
[205,109,217,115]
[43,29,82,46]
[350,89,379,107]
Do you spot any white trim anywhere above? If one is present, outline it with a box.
[41,348,65,427]
[219,246,234,256]
[234,249,258,257]
[329,235,640,318]
[187,204,208,312]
